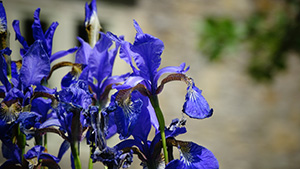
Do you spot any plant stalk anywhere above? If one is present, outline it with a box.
[149,95,168,164]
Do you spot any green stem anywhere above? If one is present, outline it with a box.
[149,95,168,165]
[17,125,26,162]
[71,142,82,169]
[88,146,93,169]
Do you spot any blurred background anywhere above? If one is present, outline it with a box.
[1,0,300,168]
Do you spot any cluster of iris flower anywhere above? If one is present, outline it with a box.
[0,0,219,169]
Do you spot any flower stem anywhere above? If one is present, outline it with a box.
[17,125,26,162]
[71,142,82,169]
[88,146,93,169]
[149,95,168,164]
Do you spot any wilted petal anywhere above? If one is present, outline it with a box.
[20,40,50,88]
[183,83,213,119]
[178,142,219,169]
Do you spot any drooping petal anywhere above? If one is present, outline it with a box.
[154,63,189,89]
[20,40,50,88]
[113,91,143,140]
[31,98,52,122]
[183,82,213,119]
[130,92,151,142]
[39,118,60,129]
[178,142,219,169]
[165,159,185,169]
[57,140,70,161]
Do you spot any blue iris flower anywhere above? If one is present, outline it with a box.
[107,20,213,142]
[12,8,77,63]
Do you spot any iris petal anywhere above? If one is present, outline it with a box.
[20,40,50,88]
[179,142,219,169]
[114,91,143,140]
[131,21,164,84]
[183,83,213,119]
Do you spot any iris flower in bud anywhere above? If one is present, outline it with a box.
[85,0,102,47]
[12,8,77,62]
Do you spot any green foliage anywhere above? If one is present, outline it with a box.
[198,1,300,82]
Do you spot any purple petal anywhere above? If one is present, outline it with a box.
[39,119,60,129]
[179,142,219,169]
[50,47,77,63]
[133,19,143,34]
[166,159,185,169]
[114,91,143,140]
[12,20,29,55]
[131,92,151,142]
[154,63,189,88]
[57,140,70,160]
[0,1,7,31]
[183,84,213,119]
[75,37,92,64]
[0,49,11,91]
[32,8,45,44]
[20,40,50,87]
[88,32,118,89]
[85,0,97,24]
[131,22,164,85]
[31,98,52,122]
[113,76,145,90]
[44,22,59,56]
